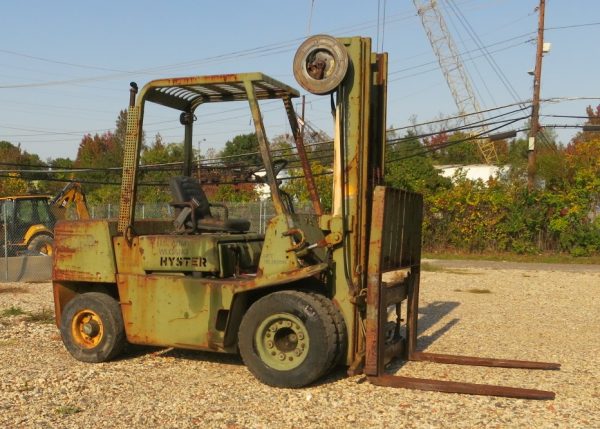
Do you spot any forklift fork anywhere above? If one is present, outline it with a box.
[363,187,560,400]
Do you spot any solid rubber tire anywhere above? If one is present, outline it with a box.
[60,292,126,363]
[238,290,337,388]
[306,292,348,371]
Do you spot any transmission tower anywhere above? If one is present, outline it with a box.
[298,117,332,146]
[412,0,498,164]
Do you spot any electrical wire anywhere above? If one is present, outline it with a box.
[386,117,524,163]
[444,0,524,106]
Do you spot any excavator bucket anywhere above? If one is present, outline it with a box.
[364,186,560,399]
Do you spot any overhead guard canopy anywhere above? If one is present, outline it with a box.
[140,73,300,111]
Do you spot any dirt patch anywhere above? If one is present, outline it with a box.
[0,286,28,294]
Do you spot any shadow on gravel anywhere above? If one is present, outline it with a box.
[113,301,462,381]
[385,300,461,373]
[120,344,246,366]
[417,300,460,350]
[118,343,350,387]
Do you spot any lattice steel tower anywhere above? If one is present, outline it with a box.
[413,0,498,164]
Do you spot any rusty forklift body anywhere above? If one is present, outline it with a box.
[52,36,558,398]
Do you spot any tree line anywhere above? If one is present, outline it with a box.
[1,106,599,256]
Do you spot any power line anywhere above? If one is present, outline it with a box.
[387,117,524,163]
[444,0,524,106]
[546,22,600,31]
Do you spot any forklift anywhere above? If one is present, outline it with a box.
[52,35,558,399]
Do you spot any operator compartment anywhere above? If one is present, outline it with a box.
[139,233,263,278]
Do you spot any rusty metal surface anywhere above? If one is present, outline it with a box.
[141,73,300,111]
[411,352,561,370]
[52,220,117,283]
[368,375,556,400]
[244,80,288,218]
[118,105,141,235]
[283,96,322,215]
[365,186,423,376]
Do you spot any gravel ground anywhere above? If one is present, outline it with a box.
[1,265,599,428]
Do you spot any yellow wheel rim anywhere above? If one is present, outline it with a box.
[71,309,104,348]
[40,243,53,256]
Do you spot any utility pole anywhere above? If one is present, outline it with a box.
[528,0,546,190]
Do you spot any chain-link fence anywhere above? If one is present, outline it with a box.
[1,198,54,282]
[1,199,313,282]
[84,201,314,234]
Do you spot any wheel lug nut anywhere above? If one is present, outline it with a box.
[266,340,273,348]
[278,353,285,361]
[294,349,302,356]
[297,333,304,340]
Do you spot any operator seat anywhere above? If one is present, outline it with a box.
[169,176,250,233]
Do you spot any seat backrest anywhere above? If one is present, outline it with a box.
[169,176,212,219]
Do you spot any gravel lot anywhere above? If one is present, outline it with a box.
[1,264,599,428]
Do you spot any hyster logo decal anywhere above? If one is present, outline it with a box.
[159,256,208,267]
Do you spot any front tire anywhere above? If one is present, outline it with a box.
[60,292,126,363]
[238,291,337,388]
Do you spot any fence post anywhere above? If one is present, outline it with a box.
[3,203,8,281]
[258,200,263,234]
[108,204,111,219]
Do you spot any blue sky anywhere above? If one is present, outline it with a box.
[1,0,599,160]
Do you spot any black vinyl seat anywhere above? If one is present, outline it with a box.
[169,176,250,233]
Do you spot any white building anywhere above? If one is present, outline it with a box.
[436,164,508,182]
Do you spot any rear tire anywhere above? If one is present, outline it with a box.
[238,290,337,388]
[27,234,54,256]
[60,292,126,363]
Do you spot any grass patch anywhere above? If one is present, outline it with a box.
[423,251,600,265]
[443,269,482,275]
[1,306,54,323]
[466,288,492,294]
[421,262,444,272]
[1,306,27,317]
[27,308,54,324]
[421,263,481,275]
[55,405,82,416]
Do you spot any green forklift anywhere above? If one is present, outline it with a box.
[52,35,558,399]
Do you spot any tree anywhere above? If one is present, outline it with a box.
[114,109,128,149]
[44,157,77,195]
[0,141,45,195]
[385,131,451,194]
[282,162,333,211]
[137,134,185,203]
[221,133,261,166]
[74,132,122,203]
